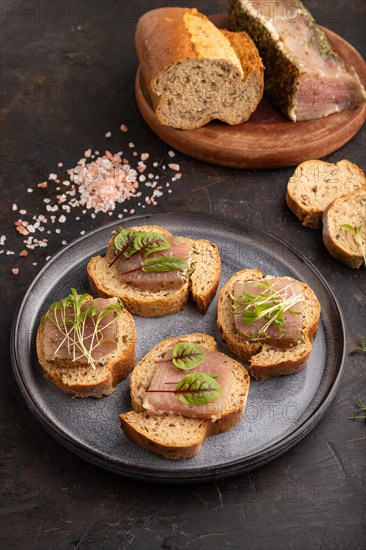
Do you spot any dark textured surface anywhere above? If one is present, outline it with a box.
[1,0,365,548]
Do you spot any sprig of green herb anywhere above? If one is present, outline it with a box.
[146,372,221,406]
[172,342,205,370]
[42,289,124,369]
[110,229,170,267]
[341,223,366,267]
[351,337,366,354]
[349,395,366,421]
[231,281,303,339]
[121,256,188,275]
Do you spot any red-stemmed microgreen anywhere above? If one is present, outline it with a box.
[110,229,171,268]
[171,342,206,370]
[121,255,188,275]
[146,372,221,406]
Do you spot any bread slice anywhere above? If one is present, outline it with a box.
[286,160,366,229]
[323,189,366,269]
[36,299,136,398]
[217,269,320,380]
[87,225,221,317]
[119,334,250,459]
[135,7,263,130]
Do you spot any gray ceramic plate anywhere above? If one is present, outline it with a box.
[11,213,346,482]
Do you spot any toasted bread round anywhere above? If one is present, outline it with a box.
[87,225,221,317]
[286,160,366,229]
[36,302,136,398]
[119,333,250,459]
[217,269,321,380]
[323,189,366,269]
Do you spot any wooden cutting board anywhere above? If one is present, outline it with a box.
[135,17,366,169]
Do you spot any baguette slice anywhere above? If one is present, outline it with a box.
[88,225,221,317]
[323,189,366,269]
[36,299,136,398]
[286,160,366,229]
[217,269,320,380]
[119,334,250,459]
[135,7,263,130]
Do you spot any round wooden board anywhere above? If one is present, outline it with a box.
[135,18,366,169]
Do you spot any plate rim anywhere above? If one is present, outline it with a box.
[10,212,347,483]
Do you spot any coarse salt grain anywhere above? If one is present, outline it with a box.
[0,235,6,245]
[58,215,66,223]
[120,124,128,133]
[12,204,17,211]
[168,163,180,171]
[19,250,28,257]
[49,173,58,180]
[168,151,175,157]
[12,268,19,275]
[37,182,48,188]
[105,131,112,138]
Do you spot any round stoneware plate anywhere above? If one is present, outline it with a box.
[11,213,346,482]
[136,15,366,169]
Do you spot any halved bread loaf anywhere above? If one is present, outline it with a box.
[217,269,320,380]
[119,334,250,459]
[135,7,263,130]
[323,189,366,269]
[36,301,136,397]
[286,160,366,229]
[87,225,221,317]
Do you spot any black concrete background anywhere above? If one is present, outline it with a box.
[1,1,365,549]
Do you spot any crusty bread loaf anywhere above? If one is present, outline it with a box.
[36,304,136,398]
[119,334,250,459]
[217,269,320,380]
[323,189,366,269]
[286,160,366,229]
[135,7,263,130]
[88,225,221,317]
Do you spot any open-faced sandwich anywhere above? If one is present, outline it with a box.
[119,334,250,459]
[87,225,221,317]
[217,269,321,380]
[36,289,136,397]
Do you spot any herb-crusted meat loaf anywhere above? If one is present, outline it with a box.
[229,0,366,121]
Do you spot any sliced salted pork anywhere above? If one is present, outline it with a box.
[117,234,193,291]
[232,277,304,348]
[43,297,119,364]
[143,349,234,421]
[229,0,366,120]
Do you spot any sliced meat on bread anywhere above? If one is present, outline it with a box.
[119,334,250,459]
[323,189,366,269]
[217,269,320,380]
[87,225,221,317]
[36,293,136,397]
[135,7,263,130]
[286,160,366,229]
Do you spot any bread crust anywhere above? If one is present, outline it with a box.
[87,225,221,317]
[217,269,320,379]
[322,189,366,269]
[36,306,136,398]
[286,160,366,229]
[135,7,263,129]
[120,333,250,459]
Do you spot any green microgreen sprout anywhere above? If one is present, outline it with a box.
[231,281,303,339]
[351,337,366,354]
[349,395,366,421]
[43,289,124,369]
[341,223,366,267]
